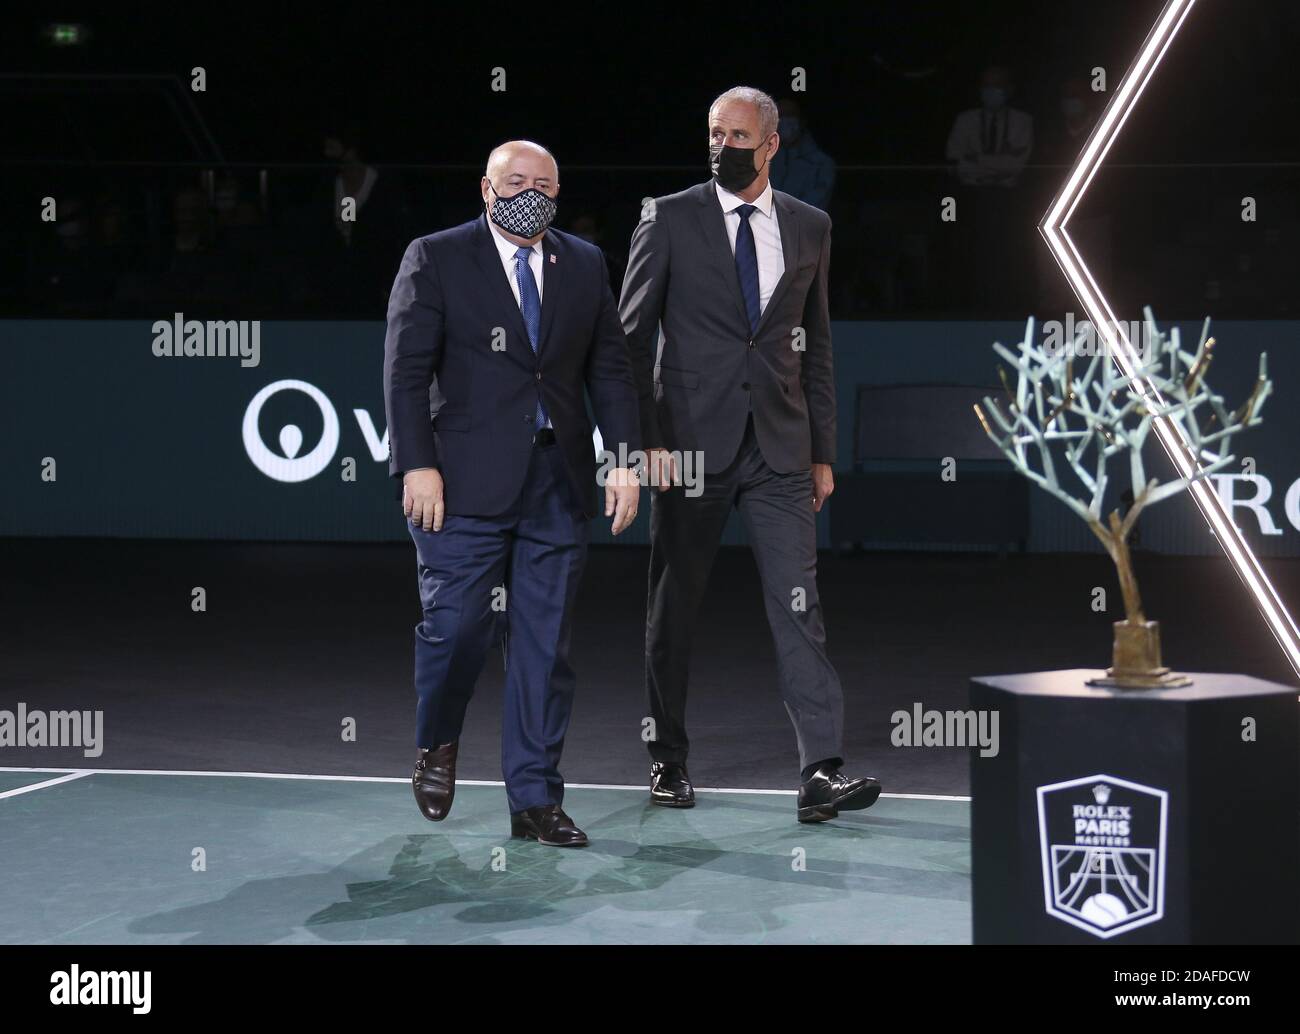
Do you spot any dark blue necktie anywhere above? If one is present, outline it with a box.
[734,203,761,335]
[514,246,548,428]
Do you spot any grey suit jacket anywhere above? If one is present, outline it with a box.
[618,179,836,475]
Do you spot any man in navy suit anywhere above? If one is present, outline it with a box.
[383,140,641,847]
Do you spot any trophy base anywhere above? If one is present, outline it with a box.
[1086,670,1194,690]
[971,670,1300,943]
[1085,618,1194,690]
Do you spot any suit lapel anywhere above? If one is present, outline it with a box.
[470,215,536,369]
[537,231,563,358]
[695,181,752,335]
[753,193,801,337]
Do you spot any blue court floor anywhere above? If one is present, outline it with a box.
[0,768,971,944]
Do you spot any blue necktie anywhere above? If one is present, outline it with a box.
[734,203,761,335]
[514,246,548,429]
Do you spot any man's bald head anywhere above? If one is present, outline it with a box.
[480,140,560,244]
[483,140,559,193]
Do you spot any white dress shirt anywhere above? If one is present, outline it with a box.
[487,219,550,427]
[488,219,544,304]
[714,179,784,316]
[944,106,1034,187]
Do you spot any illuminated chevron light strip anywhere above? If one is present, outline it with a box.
[1040,0,1300,682]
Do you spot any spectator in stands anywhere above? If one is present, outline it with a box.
[29,194,112,314]
[945,65,1033,188]
[312,121,408,316]
[944,65,1035,314]
[46,196,91,260]
[208,175,276,309]
[94,192,136,266]
[770,98,836,211]
[1038,76,1099,164]
[1034,78,1110,313]
[91,190,138,313]
[168,186,218,272]
[145,185,227,308]
[213,175,268,259]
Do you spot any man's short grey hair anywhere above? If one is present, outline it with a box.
[709,86,779,139]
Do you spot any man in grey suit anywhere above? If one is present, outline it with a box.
[619,86,881,823]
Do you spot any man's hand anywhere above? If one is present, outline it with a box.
[812,463,834,512]
[403,467,445,531]
[605,466,640,535]
[646,447,678,492]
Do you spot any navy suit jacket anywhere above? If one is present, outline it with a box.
[383,215,641,518]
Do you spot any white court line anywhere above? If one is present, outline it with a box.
[0,771,92,800]
[0,766,970,802]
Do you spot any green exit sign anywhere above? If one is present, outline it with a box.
[44,23,88,46]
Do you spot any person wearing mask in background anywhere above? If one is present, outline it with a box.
[770,97,836,212]
[944,64,1035,312]
[945,65,1033,188]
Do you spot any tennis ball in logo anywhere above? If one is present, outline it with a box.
[1080,893,1129,927]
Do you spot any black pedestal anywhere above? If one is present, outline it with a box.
[970,669,1299,944]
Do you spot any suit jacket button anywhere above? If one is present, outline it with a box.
[523,414,532,422]
[748,340,756,349]
[742,382,750,391]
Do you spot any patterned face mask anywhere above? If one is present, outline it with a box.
[487,182,557,239]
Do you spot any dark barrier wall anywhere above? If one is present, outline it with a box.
[2,319,1297,556]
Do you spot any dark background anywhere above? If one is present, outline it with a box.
[6,0,1300,320]
[7,1,1297,166]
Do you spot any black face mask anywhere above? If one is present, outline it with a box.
[710,141,767,193]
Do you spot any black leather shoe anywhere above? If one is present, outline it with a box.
[412,742,457,821]
[510,804,589,847]
[650,761,696,808]
[797,763,881,823]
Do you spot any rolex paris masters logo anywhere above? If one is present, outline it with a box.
[1036,774,1168,938]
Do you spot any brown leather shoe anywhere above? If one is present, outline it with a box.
[509,804,589,847]
[412,742,457,821]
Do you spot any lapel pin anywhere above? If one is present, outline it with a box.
[549,253,557,264]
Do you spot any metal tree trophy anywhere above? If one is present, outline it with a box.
[974,309,1272,688]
